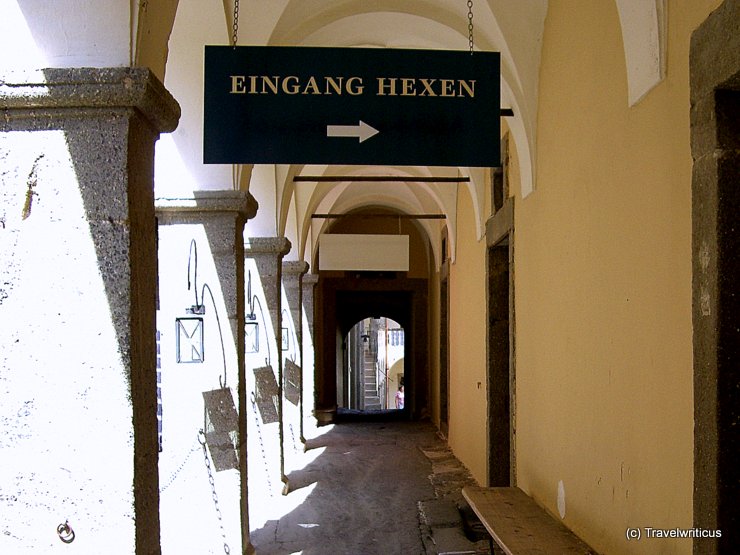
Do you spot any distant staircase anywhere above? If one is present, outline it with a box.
[363,350,382,410]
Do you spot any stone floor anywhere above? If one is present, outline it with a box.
[248,417,492,555]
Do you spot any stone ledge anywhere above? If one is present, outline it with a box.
[1,67,181,133]
[156,190,258,220]
[282,261,309,276]
[245,236,291,256]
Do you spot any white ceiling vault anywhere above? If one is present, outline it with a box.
[132,0,664,267]
[3,1,665,267]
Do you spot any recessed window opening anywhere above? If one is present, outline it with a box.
[341,316,405,412]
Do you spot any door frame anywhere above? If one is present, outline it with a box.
[485,195,515,487]
[690,2,739,551]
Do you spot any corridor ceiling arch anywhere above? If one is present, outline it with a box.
[293,166,457,269]
[318,205,433,277]
[264,0,543,198]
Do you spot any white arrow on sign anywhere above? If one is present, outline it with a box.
[326,120,379,143]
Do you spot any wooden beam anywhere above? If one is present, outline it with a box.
[294,176,469,183]
[311,213,446,219]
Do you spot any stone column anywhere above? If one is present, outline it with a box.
[244,237,291,492]
[282,261,309,443]
[301,273,320,423]
[690,2,740,552]
[0,68,179,553]
[155,191,257,554]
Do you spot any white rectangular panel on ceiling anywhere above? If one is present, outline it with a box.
[319,234,409,271]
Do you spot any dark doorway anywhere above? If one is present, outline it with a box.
[487,239,512,486]
[314,277,428,422]
[439,272,450,437]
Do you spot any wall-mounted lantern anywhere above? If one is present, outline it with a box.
[176,239,206,363]
[245,319,259,354]
[176,317,204,363]
[281,327,290,351]
[245,270,260,354]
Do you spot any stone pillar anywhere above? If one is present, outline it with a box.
[690,2,740,552]
[244,237,291,492]
[0,68,179,553]
[155,191,257,555]
[301,273,320,423]
[282,261,309,443]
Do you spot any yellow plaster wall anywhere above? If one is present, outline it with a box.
[513,1,723,554]
[448,183,488,484]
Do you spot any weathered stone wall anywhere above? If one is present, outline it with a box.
[155,191,257,554]
[0,68,179,553]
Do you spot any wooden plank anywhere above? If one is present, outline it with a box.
[462,486,597,555]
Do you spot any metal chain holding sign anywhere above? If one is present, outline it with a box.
[468,0,475,54]
[232,0,240,46]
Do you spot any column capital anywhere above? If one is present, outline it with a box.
[156,190,258,221]
[245,237,291,257]
[1,67,180,133]
[302,273,319,286]
[282,261,309,277]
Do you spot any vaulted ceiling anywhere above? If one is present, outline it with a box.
[4,0,666,267]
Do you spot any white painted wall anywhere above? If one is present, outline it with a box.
[155,0,233,194]
[0,0,131,69]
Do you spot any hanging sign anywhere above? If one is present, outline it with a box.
[203,46,500,167]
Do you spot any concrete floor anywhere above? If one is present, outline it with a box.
[248,417,490,555]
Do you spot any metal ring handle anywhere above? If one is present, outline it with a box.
[57,521,75,544]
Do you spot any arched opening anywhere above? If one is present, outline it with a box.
[339,316,406,413]
[312,207,432,423]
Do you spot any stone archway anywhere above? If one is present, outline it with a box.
[314,277,428,423]
[690,1,739,553]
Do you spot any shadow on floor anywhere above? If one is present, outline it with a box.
[248,419,490,555]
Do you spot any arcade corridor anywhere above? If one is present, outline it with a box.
[1,1,738,554]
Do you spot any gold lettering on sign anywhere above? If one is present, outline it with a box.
[261,76,280,94]
[458,79,475,98]
[325,76,344,95]
[303,76,321,95]
[230,75,246,93]
[346,76,364,95]
[230,75,476,98]
[283,75,300,94]
[419,79,437,96]
[376,77,398,96]
[401,78,416,96]
[376,77,475,98]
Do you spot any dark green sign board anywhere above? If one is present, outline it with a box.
[204,46,500,167]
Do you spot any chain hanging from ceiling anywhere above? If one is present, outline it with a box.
[232,0,240,46]
[467,0,475,53]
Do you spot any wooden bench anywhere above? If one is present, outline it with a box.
[461,486,598,555]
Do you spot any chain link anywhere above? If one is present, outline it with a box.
[199,430,231,554]
[232,0,240,46]
[467,0,474,54]
[159,439,200,493]
[250,392,274,493]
